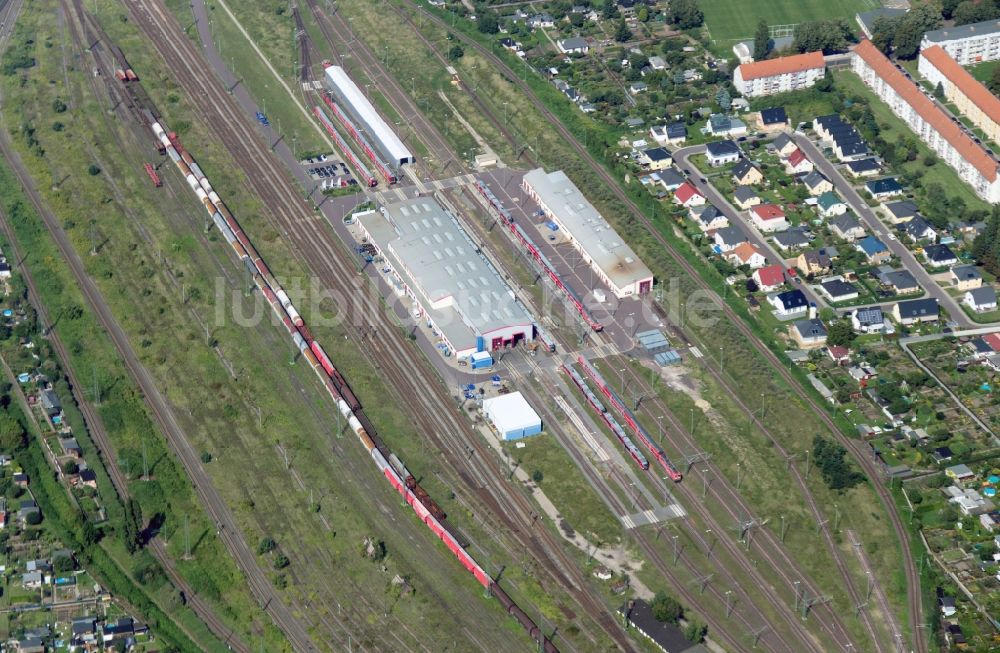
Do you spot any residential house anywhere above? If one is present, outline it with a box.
[714,226,748,252]
[674,181,705,207]
[920,43,1000,145]
[19,499,39,525]
[893,297,939,324]
[758,106,788,131]
[40,389,61,418]
[707,114,748,137]
[923,243,959,268]
[946,463,976,482]
[691,204,728,231]
[797,248,833,276]
[628,81,648,95]
[802,171,833,195]
[59,437,82,458]
[649,125,670,146]
[852,306,885,333]
[657,168,686,192]
[648,55,666,70]
[820,278,860,302]
[79,468,98,489]
[945,484,993,515]
[829,213,865,241]
[866,177,904,200]
[965,287,998,312]
[857,235,891,264]
[834,137,870,161]
[753,264,786,292]
[816,191,848,217]
[727,242,767,269]
[828,345,852,365]
[772,227,811,251]
[640,147,672,170]
[951,264,983,290]
[666,122,687,143]
[879,268,921,294]
[619,599,703,653]
[768,289,809,317]
[705,140,741,167]
[13,472,28,487]
[732,51,825,97]
[938,594,958,618]
[749,203,789,232]
[792,318,828,347]
[21,571,42,589]
[846,158,881,177]
[814,114,847,139]
[772,133,797,157]
[901,215,937,243]
[784,148,813,174]
[921,18,1000,65]
[882,199,919,223]
[732,158,763,186]
[557,37,589,54]
[529,13,555,28]
[733,185,761,210]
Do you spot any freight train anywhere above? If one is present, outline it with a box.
[474,180,603,332]
[312,106,378,188]
[147,114,556,652]
[576,356,683,482]
[563,365,648,470]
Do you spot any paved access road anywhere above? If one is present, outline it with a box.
[790,133,995,329]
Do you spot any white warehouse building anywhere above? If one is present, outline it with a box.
[356,197,534,359]
[483,392,542,441]
[323,65,415,167]
[921,19,1000,65]
[522,168,653,298]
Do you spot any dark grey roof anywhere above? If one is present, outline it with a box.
[924,19,1000,44]
[772,133,793,150]
[857,8,907,33]
[667,122,687,138]
[643,146,671,162]
[760,107,787,125]
[734,185,758,202]
[732,158,758,180]
[715,225,747,245]
[694,204,723,223]
[706,140,741,157]
[847,158,881,172]
[952,264,981,281]
[821,278,858,298]
[775,289,808,310]
[884,200,918,219]
[925,243,958,263]
[802,171,828,189]
[866,177,903,194]
[794,318,827,339]
[902,215,934,237]
[837,140,869,156]
[815,114,845,128]
[773,228,810,249]
[658,168,685,188]
[881,269,919,290]
[830,213,862,233]
[968,287,997,305]
[896,297,939,318]
[620,600,697,652]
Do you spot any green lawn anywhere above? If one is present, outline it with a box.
[969,60,1000,85]
[701,0,881,42]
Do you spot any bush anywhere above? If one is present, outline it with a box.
[51,98,67,113]
[531,469,544,483]
[87,164,101,176]
[273,554,290,570]
[25,510,42,525]
[257,537,276,555]
[200,451,212,464]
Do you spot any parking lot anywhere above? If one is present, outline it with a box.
[301,154,356,188]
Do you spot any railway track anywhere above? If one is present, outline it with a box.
[127,0,634,649]
[403,3,926,650]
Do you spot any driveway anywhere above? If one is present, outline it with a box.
[789,133,997,329]
[673,144,829,312]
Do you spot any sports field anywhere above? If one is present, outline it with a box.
[701,0,881,42]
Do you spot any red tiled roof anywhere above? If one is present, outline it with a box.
[828,345,850,360]
[787,148,808,167]
[754,264,785,287]
[855,39,998,183]
[674,181,702,203]
[737,51,825,81]
[922,45,1000,136]
[984,332,1000,352]
[751,203,786,220]
[730,242,763,263]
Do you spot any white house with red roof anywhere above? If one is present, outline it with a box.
[749,203,790,232]
[753,264,786,291]
[727,242,767,269]
[674,181,705,207]
[783,148,814,174]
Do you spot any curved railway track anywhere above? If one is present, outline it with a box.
[126,0,635,649]
[403,4,926,650]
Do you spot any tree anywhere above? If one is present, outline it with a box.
[941,0,962,20]
[54,555,74,573]
[893,6,941,59]
[791,19,853,54]
[826,320,856,348]
[531,469,544,483]
[87,164,101,176]
[51,98,67,113]
[715,88,731,111]
[954,0,1000,26]
[666,0,704,29]
[870,15,901,53]
[989,65,1000,95]
[601,0,619,19]
[447,44,464,61]
[614,18,632,42]
[477,12,499,34]
[753,20,770,61]
[273,554,290,570]
[815,69,834,92]
[684,621,707,643]
[61,460,77,475]
[637,5,649,22]
[0,412,25,452]
[25,510,42,526]
[812,435,864,491]
[122,497,143,554]
[258,537,277,554]
[650,592,683,623]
